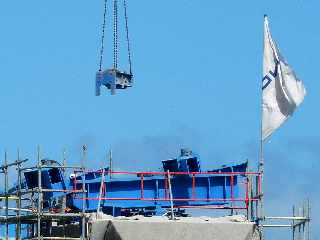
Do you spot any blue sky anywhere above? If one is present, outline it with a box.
[0,0,319,239]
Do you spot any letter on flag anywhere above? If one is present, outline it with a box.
[262,15,306,141]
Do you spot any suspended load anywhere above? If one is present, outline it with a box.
[96,0,133,96]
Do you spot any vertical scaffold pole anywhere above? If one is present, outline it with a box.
[258,121,265,238]
[37,146,42,240]
[4,150,9,240]
[109,149,113,180]
[17,149,22,240]
[248,166,254,221]
[303,203,306,240]
[63,148,67,179]
[167,170,174,220]
[259,16,266,238]
[307,200,311,240]
[62,148,67,239]
[97,168,106,215]
[292,204,296,240]
[81,145,86,240]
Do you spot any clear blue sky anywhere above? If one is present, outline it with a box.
[0,0,319,239]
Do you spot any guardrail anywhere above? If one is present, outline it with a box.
[72,170,261,211]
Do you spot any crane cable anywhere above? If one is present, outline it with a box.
[123,0,133,75]
[98,0,132,75]
[98,0,108,72]
[113,0,118,70]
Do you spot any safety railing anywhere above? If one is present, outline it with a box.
[72,170,262,210]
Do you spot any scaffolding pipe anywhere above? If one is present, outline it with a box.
[81,145,86,240]
[0,158,28,169]
[25,237,81,240]
[41,213,83,217]
[109,149,113,179]
[20,165,83,171]
[307,200,311,240]
[261,224,292,228]
[265,216,309,221]
[97,168,106,214]
[293,222,309,228]
[292,205,296,240]
[0,207,34,212]
[167,170,175,220]
[62,149,67,240]
[37,146,42,239]
[4,151,9,240]
[17,149,22,240]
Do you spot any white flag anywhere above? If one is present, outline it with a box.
[262,15,306,141]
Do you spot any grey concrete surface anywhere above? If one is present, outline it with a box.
[88,215,261,240]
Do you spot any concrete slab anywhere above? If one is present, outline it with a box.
[88,215,261,240]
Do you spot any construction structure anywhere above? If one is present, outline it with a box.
[0,147,311,240]
[0,0,311,239]
[0,147,87,240]
[95,0,133,96]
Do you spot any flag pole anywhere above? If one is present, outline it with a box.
[259,122,264,225]
[259,14,306,239]
[259,77,265,236]
[258,14,268,239]
[259,15,280,225]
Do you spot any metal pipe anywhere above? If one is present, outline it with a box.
[4,151,9,240]
[307,199,311,240]
[37,146,42,239]
[81,145,86,240]
[62,148,67,239]
[25,237,81,240]
[261,224,292,228]
[0,207,34,212]
[17,149,22,240]
[41,213,83,218]
[167,170,174,220]
[292,205,295,240]
[74,197,258,202]
[109,149,113,179]
[39,189,85,193]
[97,168,106,214]
[175,205,247,210]
[265,216,309,221]
[0,158,28,169]
[293,221,309,228]
[192,174,196,199]
[245,176,250,219]
[78,170,260,176]
[20,165,83,172]
[18,189,85,196]
[230,175,234,215]
[140,174,144,199]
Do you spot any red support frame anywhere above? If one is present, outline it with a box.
[192,173,196,200]
[140,174,144,199]
[230,175,234,202]
[164,173,168,199]
[72,170,262,211]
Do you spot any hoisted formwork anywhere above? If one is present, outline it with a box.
[95,0,134,96]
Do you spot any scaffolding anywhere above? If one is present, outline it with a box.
[0,147,88,240]
[262,200,311,240]
[0,147,311,240]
